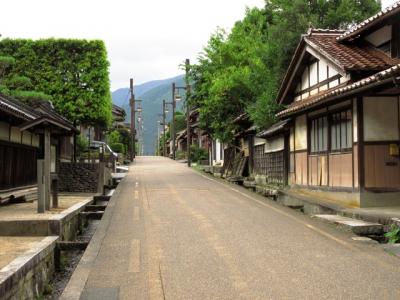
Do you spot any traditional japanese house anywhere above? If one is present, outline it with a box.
[176,129,187,153]
[0,95,76,200]
[275,2,400,207]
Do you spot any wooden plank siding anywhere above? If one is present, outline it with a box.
[364,143,400,189]
[0,141,38,190]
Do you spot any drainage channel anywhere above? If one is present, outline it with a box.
[44,193,112,299]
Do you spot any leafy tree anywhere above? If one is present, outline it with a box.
[0,39,112,127]
[107,130,121,145]
[191,0,381,142]
[174,112,186,132]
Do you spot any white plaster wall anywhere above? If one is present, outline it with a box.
[265,136,284,153]
[32,134,40,147]
[0,122,9,141]
[22,131,32,145]
[319,60,328,81]
[10,127,21,143]
[365,25,391,46]
[309,62,318,86]
[254,137,266,146]
[353,99,358,142]
[363,96,399,141]
[295,115,307,150]
[290,127,294,152]
[301,67,309,90]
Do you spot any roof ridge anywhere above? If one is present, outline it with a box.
[307,28,345,36]
[337,1,400,41]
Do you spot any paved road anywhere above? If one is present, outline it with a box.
[78,157,400,299]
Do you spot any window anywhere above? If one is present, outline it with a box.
[331,109,352,152]
[310,116,328,153]
[309,108,352,154]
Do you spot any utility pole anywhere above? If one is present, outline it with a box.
[129,78,136,161]
[163,99,166,157]
[185,59,191,167]
[171,82,176,160]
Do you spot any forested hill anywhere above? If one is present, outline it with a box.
[111,74,185,155]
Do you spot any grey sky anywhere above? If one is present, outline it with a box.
[0,0,397,91]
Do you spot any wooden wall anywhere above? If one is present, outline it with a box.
[294,151,307,185]
[364,144,400,189]
[0,141,38,190]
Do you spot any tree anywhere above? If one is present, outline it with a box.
[174,112,186,132]
[0,39,112,127]
[190,0,381,142]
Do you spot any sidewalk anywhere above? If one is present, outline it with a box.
[279,189,400,226]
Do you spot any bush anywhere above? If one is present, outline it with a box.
[110,142,124,153]
[76,134,89,156]
[190,144,208,163]
[176,150,186,160]
[385,224,400,244]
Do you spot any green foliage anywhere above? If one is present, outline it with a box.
[76,134,89,156]
[385,224,400,244]
[190,144,208,163]
[108,130,121,145]
[0,55,15,77]
[191,0,381,141]
[116,127,131,155]
[11,90,52,103]
[176,150,186,160]
[0,38,112,126]
[174,113,186,132]
[110,142,124,153]
[5,75,32,90]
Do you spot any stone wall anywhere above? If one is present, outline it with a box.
[0,236,58,300]
[58,162,100,193]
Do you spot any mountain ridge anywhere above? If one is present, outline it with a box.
[111,74,186,155]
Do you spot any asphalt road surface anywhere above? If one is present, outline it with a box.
[79,156,400,299]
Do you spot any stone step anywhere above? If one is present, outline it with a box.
[313,214,384,235]
[85,205,107,212]
[93,195,111,202]
[80,211,104,220]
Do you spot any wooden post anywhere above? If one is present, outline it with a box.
[172,83,176,159]
[163,100,166,156]
[44,127,51,210]
[52,175,58,208]
[130,78,136,160]
[185,59,192,167]
[37,159,45,213]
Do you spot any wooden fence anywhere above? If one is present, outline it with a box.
[253,145,285,185]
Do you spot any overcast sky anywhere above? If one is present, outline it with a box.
[0,0,397,91]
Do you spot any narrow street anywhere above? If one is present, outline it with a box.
[79,157,400,299]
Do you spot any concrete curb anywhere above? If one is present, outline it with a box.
[60,177,124,299]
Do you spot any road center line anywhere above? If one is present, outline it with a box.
[129,239,141,273]
[134,190,139,200]
[133,206,140,221]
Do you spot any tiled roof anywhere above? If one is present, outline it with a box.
[0,94,39,120]
[337,1,400,41]
[276,28,399,104]
[277,64,400,117]
[0,93,76,132]
[306,34,397,71]
[257,119,290,138]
